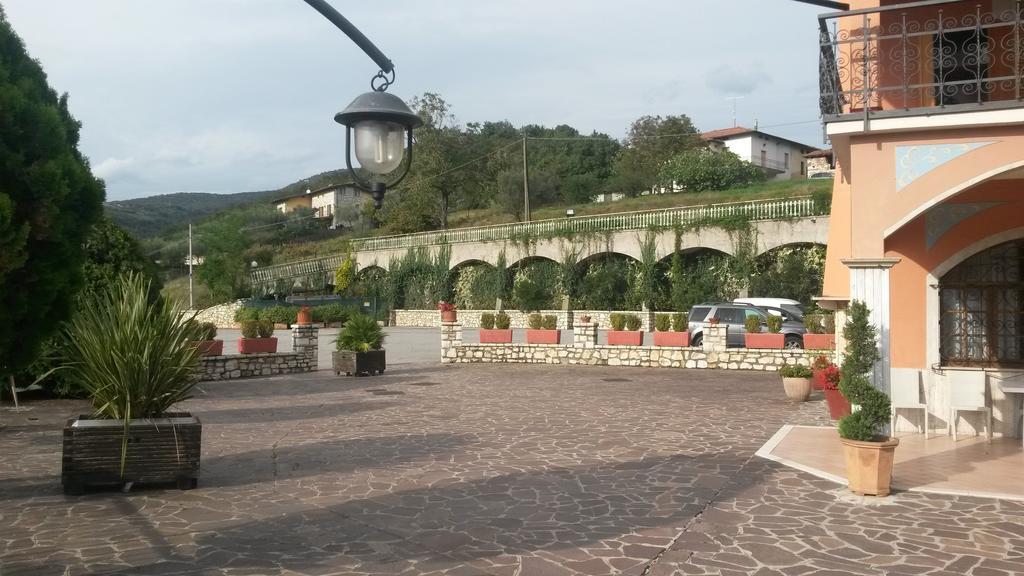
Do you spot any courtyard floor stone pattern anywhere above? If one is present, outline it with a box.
[1,364,1022,576]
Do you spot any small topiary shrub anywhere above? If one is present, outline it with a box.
[256,319,274,339]
[542,315,557,330]
[234,307,259,323]
[654,314,671,332]
[804,313,823,334]
[837,300,889,442]
[822,314,836,334]
[495,312,511,330]
[766,314,783,333]
[199,322,218,341]
[779,364,812,378]
[744,315,762,334]
[624,314,642,331]
[480,313,495,330]
[671,312,686,332]
[528,313,543,330]
[240,320,259,339]
[609,313,626,331]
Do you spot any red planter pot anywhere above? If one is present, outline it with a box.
[744,333,785,349]
[824,388,852,420]
[526,329,560,344]
[193,340,224,357]
[653,331,690,347]
[440,310,457,323]
[238,337,278,354]
[803,334,835,350]
[812,369,827,390]
[296,306,312,326]
[607,331,643,346]
[479,329,513,343]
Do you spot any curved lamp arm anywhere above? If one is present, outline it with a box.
[301,0,394,74]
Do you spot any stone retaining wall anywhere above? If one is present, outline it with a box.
[191,300,244,329]
[198,325,318,381]
[396,309,657,330]
[440,322,812,371]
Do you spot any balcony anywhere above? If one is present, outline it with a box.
[819,0,1024,122]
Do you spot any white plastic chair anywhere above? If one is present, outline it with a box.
[948,370,991,442]
[890,370,928,437]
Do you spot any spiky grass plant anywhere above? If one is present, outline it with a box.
[336,314,385,352]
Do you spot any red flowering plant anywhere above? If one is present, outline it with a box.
[822,364,842,390]
[436,301,457,312]
[811,355,831,371]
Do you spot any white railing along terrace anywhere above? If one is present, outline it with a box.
[251,196,823,283]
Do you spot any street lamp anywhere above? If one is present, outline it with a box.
[300,0,422,210]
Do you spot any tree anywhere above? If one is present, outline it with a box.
[0,9,105,396]
[659,148,766,192]
[195,214,249,304]
[607,115,701,195]
[82,217,162,301]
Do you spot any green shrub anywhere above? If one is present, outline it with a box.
[822,314,836,334]
[316,303,349,324]
[671,312,686,332]
[542,315,558,330]
[265,305,297,325]
[234,307,259,323]
[495,312,511,330]
[624,314,642,331]
[658,148,767,193]
[514,277,550,312]
[336,314,384,352]
[744,315,762,334]
[60,274,202,475]
[527,313,543,329]
[198,322,218,341]
[766,314,783,334]
[480,313,495,330]
[609,313,626,331]
[240,320,259,339]
[654,314,671,332]
[779,364,813,378]
[837,300,890,442]
[256,319,274,338]
[804,313,823,334]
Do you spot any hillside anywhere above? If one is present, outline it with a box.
[106,169,354,238]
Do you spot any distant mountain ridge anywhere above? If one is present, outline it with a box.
[106,169,353,237]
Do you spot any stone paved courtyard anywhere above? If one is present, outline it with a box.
[1,364,1022,576]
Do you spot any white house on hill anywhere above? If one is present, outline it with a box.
[701,126,818,181]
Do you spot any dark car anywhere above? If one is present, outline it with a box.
[687,302,806,348]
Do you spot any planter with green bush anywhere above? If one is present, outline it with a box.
[779,364,813,402]
[238,319,277,354]
[653,312,689,347]
[526,314,560,344]
[744,314,784,349]
[189,321,223,356]
[837,300,897,497]
[61,274,203,494]
[607,313,643,346]
[479,312,513,343]
[803,313,836,350]
[333,314,386,376]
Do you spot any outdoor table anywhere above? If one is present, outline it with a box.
[998,380,1024,448]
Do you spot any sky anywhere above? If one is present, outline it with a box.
[2,0,829,201]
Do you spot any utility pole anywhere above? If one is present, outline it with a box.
[522,137,531,222]
[188,223,194,310]
[726,96,744,128]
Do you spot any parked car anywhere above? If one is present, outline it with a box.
[757,305,804,323]
[688,302,806,348]
[734,298,805,321]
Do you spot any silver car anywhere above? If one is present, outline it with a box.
[687,302,806,348]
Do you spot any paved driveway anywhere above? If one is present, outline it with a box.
[1,364,1022,575]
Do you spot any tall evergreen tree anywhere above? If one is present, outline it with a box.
[0,8,105,390]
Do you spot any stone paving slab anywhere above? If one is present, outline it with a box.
[1,364,1022,575]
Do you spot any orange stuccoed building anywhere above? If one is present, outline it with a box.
[818,0,1024,438]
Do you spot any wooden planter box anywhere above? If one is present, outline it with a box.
[479,329,513,343]
[653,331,689,347]
[333,350,386,376]
[238,337,278,354]
[608,331,643,346]
[803,334,835,350]
[192,340,224,357]
[744,333,784,349]
[526,329,560,344]
[62,413,201,494]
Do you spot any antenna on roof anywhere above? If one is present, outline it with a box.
[726,96,744,128]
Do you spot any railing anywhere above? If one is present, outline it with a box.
[751,157,789,172]
[819,0,1024,119]
[251,196,824,284]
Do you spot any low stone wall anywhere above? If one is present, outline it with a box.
[198,325,318,381]
[441,322,812,371]
[396,309,656,330]
[191,300,244,329]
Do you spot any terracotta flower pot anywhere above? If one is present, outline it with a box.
[440,310,457,323]
[803,334,835,350]
[479,329,513,343]
[526,329,560,344]
[812,369,827,390]
[824,388,852,419]
[238,337,278,354]
[193,340,224,357]
[296,306,312,326]
[653,331,689,347]
[607,330,643,346]
[840,436,899,496]
[782,377,812,402]
[744,333,785,349]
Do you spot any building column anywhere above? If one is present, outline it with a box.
[842,258,900,395]
[573,321,597,348]
[291,324,319,370]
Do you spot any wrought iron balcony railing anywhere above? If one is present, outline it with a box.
[819,0,1024,121]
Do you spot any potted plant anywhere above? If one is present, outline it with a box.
[479,312,513,343]
[653,313,689,346]
[296,305,312,326]
[779,364,813,402]
[526,313,560,344]
[811,355,831,390]
[238,319,278,354]
[333,314,386,376]
[837,300,897,496]
[803,313,836,350]
[190,321,223,356]
[608,313,643,346]
[60,274,203,493]
[578,314,592,324]
[438,301,457,323]
[744,314,784,349]
[821,363,850,419]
